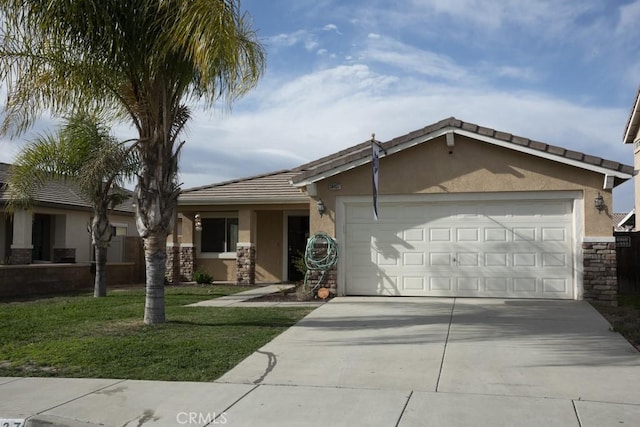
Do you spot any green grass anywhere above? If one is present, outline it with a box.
[0,285,315,381]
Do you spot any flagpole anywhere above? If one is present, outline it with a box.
[371,133,381,221]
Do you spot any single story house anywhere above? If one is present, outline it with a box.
[0,162,138,265]
[173,117,633,303]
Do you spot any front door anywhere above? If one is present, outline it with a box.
[287,215,310,282]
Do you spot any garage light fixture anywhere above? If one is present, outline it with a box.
[594,193,605,212]
[316,199,326,217]
[194,213,202,231]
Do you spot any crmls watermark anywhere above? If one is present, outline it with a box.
[176,412,228,425]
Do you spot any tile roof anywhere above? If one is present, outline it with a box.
[292,117,634,185]
[613,210,635,232]
[0,162,134,213]
[179,169,308,204]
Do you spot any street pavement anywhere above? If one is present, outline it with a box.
[1,295,639,426]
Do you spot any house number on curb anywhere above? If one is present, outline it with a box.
[0,419,26,427]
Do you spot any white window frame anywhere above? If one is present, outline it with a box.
[196,212,239,259]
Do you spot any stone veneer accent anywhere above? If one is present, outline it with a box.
[582,241,617,305]
[236,243,256,285]
[165,245,181,284]
[165,245,195,283]
[10,248,32,265]
[180,246,195,282]
[53,248,76,263]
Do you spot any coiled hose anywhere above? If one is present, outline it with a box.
[303,232,338,294]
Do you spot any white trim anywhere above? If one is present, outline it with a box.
[180,243,194,248]
[236,242,255,247]
[198,252,236,260]
[617,209,635,229]
[582,236,616,243]
[573,196,585,301]
[294,126,632,187]
[603,174,615,190]
[336,190,584,300]
[623,93,640,144]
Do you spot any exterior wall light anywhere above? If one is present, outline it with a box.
[594,193,605,212]
[316,200,326,217]
[194,213,202,231]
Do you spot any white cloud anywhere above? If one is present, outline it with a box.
[368,33,381,39]
[317,48,328,56]
[265,30,319,52]
[361,35,468,82]
[323,23,340,33]
[494,65,539,82]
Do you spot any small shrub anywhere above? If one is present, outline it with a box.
[292,251,307,277]
[193,270,213,285]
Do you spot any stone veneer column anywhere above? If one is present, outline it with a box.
[165,244,181,284]
[236,243,256,285]
[582,240,617,305]
[180,244,195,282]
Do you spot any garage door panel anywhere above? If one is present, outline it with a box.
[429,228,451,242]
[403,228,425,242]
[543,278,568,294]
[403,252,425,266]
[403,276,425,291]
[430,277,452,291]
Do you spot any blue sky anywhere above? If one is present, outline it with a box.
[1,0,639,211]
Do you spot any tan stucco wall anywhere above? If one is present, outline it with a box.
[310,135,613,237]
[255,211,284,282]
[197,258,236,281]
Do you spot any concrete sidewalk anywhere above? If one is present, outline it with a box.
[2,297,639,426]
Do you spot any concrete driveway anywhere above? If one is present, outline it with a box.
[216,297,640,426]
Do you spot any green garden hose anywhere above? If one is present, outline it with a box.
[303,232,338,294]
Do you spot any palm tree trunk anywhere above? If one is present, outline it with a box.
[143,231,167,324]
[91,208,111,298]
[94,244,107,297]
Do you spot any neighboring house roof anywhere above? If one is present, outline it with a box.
[623,85,640,144]
[292,117,634,187]
[0,162,134,213]
[179,169,309,205]
[614,209,635,232]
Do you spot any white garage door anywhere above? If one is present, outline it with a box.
[345,198,574,298]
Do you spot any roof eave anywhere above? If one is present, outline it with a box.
[624,86,640,144]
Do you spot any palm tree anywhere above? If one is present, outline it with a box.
[6,114,137,297]
[0,1,265,323]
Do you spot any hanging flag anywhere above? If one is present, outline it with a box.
[372,136,380,221]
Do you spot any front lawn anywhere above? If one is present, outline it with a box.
[0,285,315,381]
